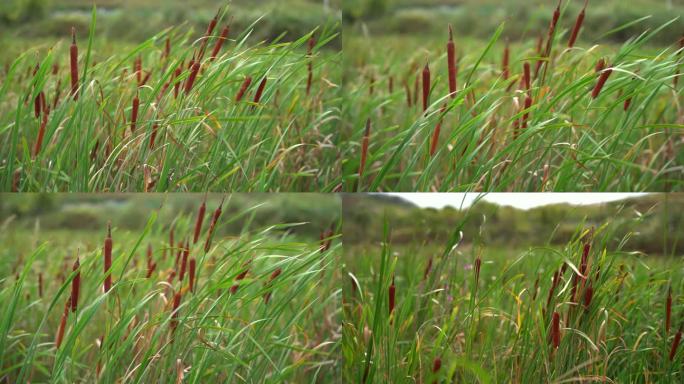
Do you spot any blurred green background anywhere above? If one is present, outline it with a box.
[343,0,683,46]
[343,194,684,256]
[0,193,340,240]
[0,0,341,61]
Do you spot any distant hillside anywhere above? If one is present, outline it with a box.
[343,194,684,255]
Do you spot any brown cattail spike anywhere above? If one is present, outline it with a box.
[422,61,431,112]
[235,76,252,102]
[666,287,672,333]
[253,76,268,105]
[210,25,230,61]
[388,276,396,316]
[551,311,561,349]
[70,257,80,313]
[55,300,69,348]
[568,0,588,48]
[670,325,682,361]
[70,27,79,100]
[204,197,224,252]
[359,118,371,179]
[592,66,613,99]
[193,199,207,244]
[447,24,457,98]
[130,92,140,133]
[502,40,510,80]
[189,258,196,292]
[104,223,112,293]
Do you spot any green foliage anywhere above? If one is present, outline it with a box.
[0,0,50,23]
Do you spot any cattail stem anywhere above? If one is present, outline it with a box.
[70,27,79,100]
[104,222,112,293]
[447,24,457,98]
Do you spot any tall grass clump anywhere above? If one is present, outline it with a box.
[342,201,684,382]
[342,1,683,191]
[0,195,341,382]
[0,4,341,192]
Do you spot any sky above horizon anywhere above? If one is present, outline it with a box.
[386,193,650,210]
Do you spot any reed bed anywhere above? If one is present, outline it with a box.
[0,5,341,192]
[0,195,340,382]
[342,204,684,382]
[342,1,683,191]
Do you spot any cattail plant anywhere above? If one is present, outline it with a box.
[358,118,371,179]
[135,56,142,85]
[33,107,49,158]
[55,299,69,348]
[204,198,224,252]
[104,223,112,293]
[423,257,433,281]
[306,36,315,96]
[193,199,207,244]
[592,66,613,99]
[388,75,394,94]
[671,325,682,361]
[230,259,251,294]
[146,244,156,278]
[551,311,561,349]
[70,257,80,313]
[253,76,268,105]
[388,275,396,316]
[179,240,189,282]
[70,27,79,100]
[149,123,159,149]
[170,291,182,333]
[474,257,482,285]
[568,0,588,48]
[264,268,283,304]
[210,25,230,61]
[130,92,140,133]
[430,104,447,157]
[184,59,201,95]
[666,287,672,334]
[422,62,430,112]
[502,40,510,80]
[447,24,457,98]
[173,67,182,98]
[198,11,220,61]
[522,62,531,90]
[188,258,196,292]
[431,357,441,383]
[235,76,252,102]
[38,272,43,298]
[583,281,593,310]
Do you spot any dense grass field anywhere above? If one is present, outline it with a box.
[0,5,342,191]
[342,202,684,382]
[0,195,341,382]
[341,1,683,191]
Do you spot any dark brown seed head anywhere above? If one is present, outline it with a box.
[551,311,561,348]
[235,76,252,102]
[70,27,79,100]
[432,357,441,372]
[666,287,672,333]
[359,118,371,179]
[104,222,112,293]
[670,325,682,361]
[193,199,207,244]
[189,258,196,292]
[70,256,80,313]
[422,61,431,112]
[388,275,396,315]
[568,0,587,48]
